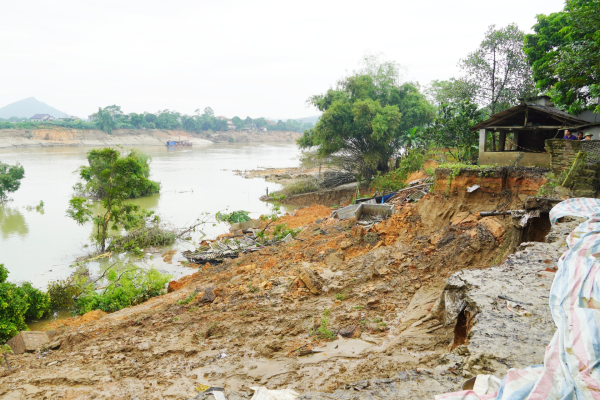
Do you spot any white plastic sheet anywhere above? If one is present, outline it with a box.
[436,198,600,399]
[250,386,299,400]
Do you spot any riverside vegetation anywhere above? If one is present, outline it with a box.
[0,147,176,344]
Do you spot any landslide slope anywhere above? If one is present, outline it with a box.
[0,195,522,399]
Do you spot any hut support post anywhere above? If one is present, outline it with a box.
[499,131,507,151]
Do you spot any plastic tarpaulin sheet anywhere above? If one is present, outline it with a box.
[436,198,600,400]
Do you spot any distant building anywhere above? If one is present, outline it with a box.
[266,119,276,125]
[88,114,97,121]
[30,114,55,121]
[58,116,80,122]
[227,120,236,131]
[216,116,228,121]
[260,127,267,132]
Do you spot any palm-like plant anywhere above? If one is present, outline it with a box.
[400,126,424,150]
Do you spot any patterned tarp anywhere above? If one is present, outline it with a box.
[436,198,600,400]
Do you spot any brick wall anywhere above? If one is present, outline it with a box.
[545,139,600,197]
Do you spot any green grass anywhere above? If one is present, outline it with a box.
[312,309,336,340]
[177,291,197,305]
[281,179,320,196]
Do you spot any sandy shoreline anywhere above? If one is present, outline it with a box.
[0,128,301,148]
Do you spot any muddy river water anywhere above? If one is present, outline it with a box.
[0,142,300,289]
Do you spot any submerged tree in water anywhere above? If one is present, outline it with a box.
[66,148,161,252]
[0,161,25,202]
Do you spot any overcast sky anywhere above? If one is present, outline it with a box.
[0,0,565,120]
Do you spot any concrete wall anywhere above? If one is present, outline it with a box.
[479,151,551,168]
[478,129,551,167]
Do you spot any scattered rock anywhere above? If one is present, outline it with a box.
[366,298,380,308]
[478,217,505,239]
[451,212,479,225]
[298,267,325,295]
[340,240,353,250]
[7,331,50,354]
[339,325,358,338]
[325,252,344,268]
[200,287,216,303]
[167,280,184,293]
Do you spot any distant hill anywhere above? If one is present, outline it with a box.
[0,97,68,119]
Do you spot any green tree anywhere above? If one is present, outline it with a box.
[203,107,215,117]
[155,110,182,130]
[524,0,600,114]
[427,78,477,106]
[144,113,157,123]
[232,116,243,130]
[298,57,432,177]
[66,148,161,252]
[0,161,25,202]
[426,100,484,163]
[460,24,536,116]
[129,113,145,128]
[93,107,116,134]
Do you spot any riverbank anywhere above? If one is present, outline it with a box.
[0,128,302,148]
[0,166,562,399]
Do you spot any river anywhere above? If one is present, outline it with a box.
[0,143,300,289]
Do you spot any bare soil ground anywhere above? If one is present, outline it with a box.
[234,166,332,186]
[0,189,524,399]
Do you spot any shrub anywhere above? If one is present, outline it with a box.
[370,149,426,193]
[370,169,408,193]
[47,277,85,309]
[0,264,51,344]
[75,266,171,315]
[19,282,51,320]
[215,210,251,224]
[107,222,177,252]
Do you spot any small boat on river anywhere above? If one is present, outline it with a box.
[166,140,192,147]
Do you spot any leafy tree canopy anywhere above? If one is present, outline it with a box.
[67,148,160,252]
[460,24,536,116]
[298,56,434,177]
[426,100,484,163]
[524,0,600,113]
[0,161,25,202]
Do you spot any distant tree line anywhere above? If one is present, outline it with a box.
[0,106,314,134]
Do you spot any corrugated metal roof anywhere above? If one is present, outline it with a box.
[30,114,50,119]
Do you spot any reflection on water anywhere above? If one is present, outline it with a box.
[27,309,73,331]
[0,204,29,239]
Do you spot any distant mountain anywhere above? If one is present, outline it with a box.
[0,97,68,119]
